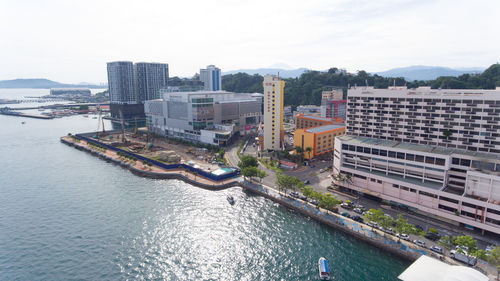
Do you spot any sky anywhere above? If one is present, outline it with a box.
[0,0,499,84]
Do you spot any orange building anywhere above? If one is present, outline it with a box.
[294,124,345,159]
[295,114,342,129]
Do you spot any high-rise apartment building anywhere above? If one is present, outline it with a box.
[107,61,169,120]
[334,86,500,235]
[262,75,285,150]
[199,65,222,91]
[134,62,169,101]
[321,90,346,121]
[107,61,136,104]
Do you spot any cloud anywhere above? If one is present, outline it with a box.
[0,0,498,83]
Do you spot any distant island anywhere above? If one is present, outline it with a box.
[374,65,485,81]
[0,78,106,89]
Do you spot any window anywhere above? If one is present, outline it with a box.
[406,154,415,161]
[372,149,379,155]
[415,155,424,163]
[460,159,471,167]
[357,146,363,152]
[435,158,445,166]
[425,156,435,165]
[380,150,387,157]
[364,147,371,154]
[440,196,458,204]
[452,158,460,165]
[397,152,405,159]
[388,151,396,158]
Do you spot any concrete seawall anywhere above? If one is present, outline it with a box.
[61,137,239,190]
[61,137,439,264]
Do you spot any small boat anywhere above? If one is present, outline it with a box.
[227,195,235,205]
[318,257,331,280]
[21,121,26,124]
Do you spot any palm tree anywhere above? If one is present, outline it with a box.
[294,146,304,163]
[193,171,198,181]
[305,147,313,160]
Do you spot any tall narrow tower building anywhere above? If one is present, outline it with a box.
[263,75,285,150]
[199,65,222,91]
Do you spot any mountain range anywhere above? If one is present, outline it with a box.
[224,65,486,81]
[374,66,485,81]
[0,78,105,89]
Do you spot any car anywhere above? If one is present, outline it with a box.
[303,180,310,184]
[355,204,365,210]
[413,240,426,248]
[310,199,319,206]
[353,208,363,214]
[340,203,352,209]
[396,233,410,241]
[341,212,351,218]
[425,232,441,241]
[430,245,443,254]
[367,221,378,228]
[415,225,424,231]
[299,195,307,201]
[290,191,299,198]
[380,227,394,234]
[352,215,364,222]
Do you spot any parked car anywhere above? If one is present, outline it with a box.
[303,180,310,184]
[299,194,307,201]
[340,203,352,209]
[341,212,351,218]
[310,199,319,206]
[425,232,441,241]
[415,225,424,231]
[352,215,364,223]
[430,245,443,254]
[413,240,426,248]
[396,233,410,241]
[367,221,378,228]
[290,191,299,198]
[353,208,363,214]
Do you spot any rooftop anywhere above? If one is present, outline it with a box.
[338,135,500,160]
[398,255,488,281]
[296,114,336,123]
[306,124,345,133]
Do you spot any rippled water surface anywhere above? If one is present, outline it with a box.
[0,90,409,280]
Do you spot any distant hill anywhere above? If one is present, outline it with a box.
[223,68,309,78]
[0,78,105,89]
[375,66,485,81]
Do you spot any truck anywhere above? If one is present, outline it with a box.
[450,249,476,266]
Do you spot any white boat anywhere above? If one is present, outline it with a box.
[227,195,235,205]
[318,257,331,280]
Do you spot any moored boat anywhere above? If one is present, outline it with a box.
[227,195,235,205]
[318,257,331,280]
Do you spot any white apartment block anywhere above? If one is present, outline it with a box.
[334,86,500,235]
[263,75,285,150]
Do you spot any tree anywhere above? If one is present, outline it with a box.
[455,235,480,266]
[276,172,300,195]
[487,246,500,280]
[238,155,258,169]
[438,235,453,250]
[192,171,198,181]
[256,169,267,182]
[242,166,259,179]
[294,146,304,163]
[305,146,313,159]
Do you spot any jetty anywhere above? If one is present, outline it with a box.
[0,109,53,119]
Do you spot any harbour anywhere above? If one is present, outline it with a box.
[0,89,409,280]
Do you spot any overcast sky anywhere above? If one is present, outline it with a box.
[1,0,499,83]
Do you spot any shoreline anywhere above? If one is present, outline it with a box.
[60,136,467,267]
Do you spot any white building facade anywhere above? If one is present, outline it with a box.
[263,75,285,150]
[199,65,222,91]
[144,91,262,146]
[334,86,500,235]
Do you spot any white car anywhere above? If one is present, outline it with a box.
[413,240,426,248]
[396,233,410,241]
[430,245,443,254]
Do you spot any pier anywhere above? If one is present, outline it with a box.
[0,110,53,119]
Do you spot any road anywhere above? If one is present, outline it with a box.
[226,136,499,251]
